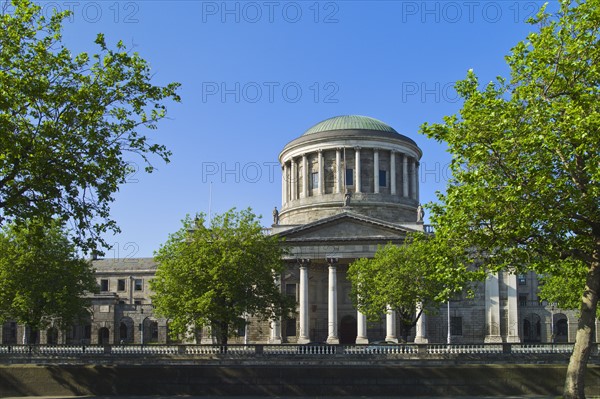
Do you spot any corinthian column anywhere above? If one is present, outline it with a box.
[385,305,398,342]
[298,262,310,344]
[402,154,409,198]
[374,149,380,194]
[318,150,324,195]
[506,273,520,343]
[390,151,396,195]
[484,273,502,343]
[335,148,342,194]
[414,302,428,343]
[290,158,296,200]
[355,147,361,193]
[282,164,288,206]
[302,154,308,198]
[326,263,339,344]
[412,160,419,201]
[356,310,368,344]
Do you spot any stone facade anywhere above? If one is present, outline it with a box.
[0,115,591,346]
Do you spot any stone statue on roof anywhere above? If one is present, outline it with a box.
[417,204,425,223]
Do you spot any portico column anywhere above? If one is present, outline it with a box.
[298,264,310,343]
[335,148,342,193]
[318,150,324,195]
[356,310,368,344]
[269,272,282,343]
[506,273,520,342]
[385,305,398,342]
[355,147,361,193]
[302,154,308,198]
[390,151,396,195]
[402,154,409,197]
[326,263,339,344]
[484,273,502,343]
[414,302,428,343]
[374,149,380,194]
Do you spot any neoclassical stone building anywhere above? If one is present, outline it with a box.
[0,115,586,346]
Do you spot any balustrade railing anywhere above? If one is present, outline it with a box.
[0,342,589,360]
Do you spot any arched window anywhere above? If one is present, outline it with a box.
[143,319,159,343]
[523,313,541,342]
[555,315,569,343]
[119,317,134,343]
[98,327,110,345]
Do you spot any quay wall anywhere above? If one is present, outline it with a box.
[1,363,600,397]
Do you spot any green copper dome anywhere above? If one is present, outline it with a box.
[303,115,398,136]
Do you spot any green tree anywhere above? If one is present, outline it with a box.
[0,218,98,343]
[420,1,600,397]
[151,209,295,345]
[348,233,472,341]
[0,0,180,251]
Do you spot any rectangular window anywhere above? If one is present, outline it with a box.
[117,279,126,291]
[519,294,528,307]
[285,318,297,337]
[311,172,318,189]
[285,283,297,300]
[237,321,246,337]
[134,279,143,291]
[346,168,353,186]
[134,300,142,305]
[100,279,109,292]
[84,325,92,339]
[379,170,387,187]
[517,274,527,285]
[450,316,463,336]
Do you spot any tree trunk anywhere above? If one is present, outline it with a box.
[219,321,229,352]
[563,249,600,399]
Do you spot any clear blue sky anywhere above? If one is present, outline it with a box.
[46,0,558,258]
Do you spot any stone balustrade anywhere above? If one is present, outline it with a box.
[0,342,591,361]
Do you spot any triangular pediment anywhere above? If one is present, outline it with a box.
[277,212,415,242]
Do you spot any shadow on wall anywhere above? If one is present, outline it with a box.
[0,363,590,397]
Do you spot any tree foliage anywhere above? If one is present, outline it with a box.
[348,233,472,341]
[0,218,98,342]
[420,1,600,397]
[0,0,181,251]
[151,209,295,345]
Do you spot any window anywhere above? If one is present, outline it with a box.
[134,279,143,291]
[285,283,297,300]
[134,300,142,305]
[150,321,159,341]
[117,279,126,291]
[379,170,387,187]
[517,274,527,285]
[237,320,246,337]
[519,294,528,307]
[2,322,17,344]
[311,172,319,189]
[100,279,109,292]
[84,325,92,340]
[450,316,462,336]
[346,168,354,186]
[285,318,297,337]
